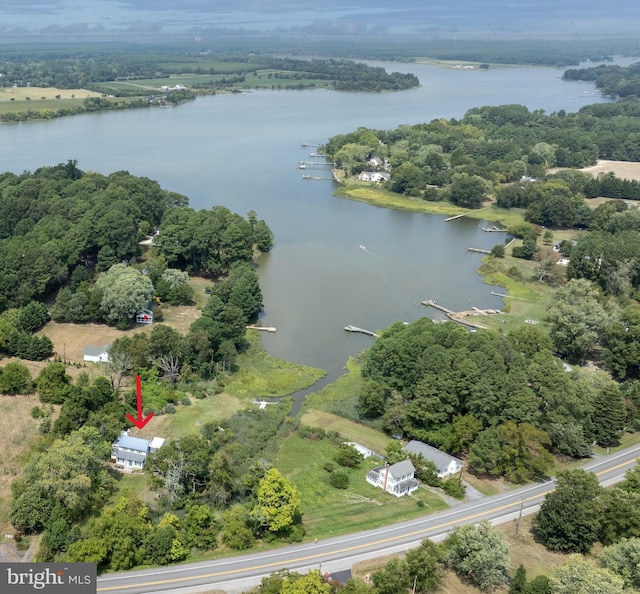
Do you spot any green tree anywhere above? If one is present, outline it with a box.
[372,557,411,594]
[36,362,73,404]
[405,538,442,593]
[591,383,626,447]
[252,468,302,534]
[545,278,610,361]
[66,538,109,566]
[448,173,490,208]
[442,520,510,591]
[600,537,640,590]
[532,469,603,554]
[95,264,154,326]
[220,504,255,550]
[334,444,364,469]
[0,361,33,394]
[281,570,330,594]
[551,555,625,594]
[17,300,50,332]
[600,489,640,545]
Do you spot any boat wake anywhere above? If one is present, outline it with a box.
[358,244,378,257]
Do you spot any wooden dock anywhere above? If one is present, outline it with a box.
[246,325,277,333]
[421,300,491,330]
[444,208,484,222]
[481,226,506,232]
[345,325,379,338]
[467,247,492,254]
[303,175,334,181]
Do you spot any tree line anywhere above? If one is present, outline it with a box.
[323,93,640,204]
[356,317,633,483]
[563,61,640,99]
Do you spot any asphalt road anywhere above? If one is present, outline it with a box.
[97,443,640,594]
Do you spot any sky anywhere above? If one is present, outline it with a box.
[0,0,638,41]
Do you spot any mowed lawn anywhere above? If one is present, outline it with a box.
[134,392,245,442]
[37,320,152,365]
[276,433,448,539]
[300,409,391,455]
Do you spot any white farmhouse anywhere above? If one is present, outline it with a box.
[111,431,165,471]
[403,440,463,478]
[366,460,418,497]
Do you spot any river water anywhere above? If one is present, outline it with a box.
[0,59,621,386]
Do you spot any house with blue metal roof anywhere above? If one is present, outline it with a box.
[111,431,165,471]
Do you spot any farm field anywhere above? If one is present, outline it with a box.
[0,86,101,102]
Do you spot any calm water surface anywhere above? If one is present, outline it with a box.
[0,61,618,386]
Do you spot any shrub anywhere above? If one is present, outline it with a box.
[329,471,349,489]
[181,396,192,406]
[334,444,364,469]
[298,425,326,440]
[324,462,335,473]
[443,477,466,499]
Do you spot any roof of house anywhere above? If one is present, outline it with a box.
[83,344,111,357]
[388,459,415,479]
[149,437,166,450]
[114,431,150,452]
[114,450,147,464]
[403,440,462,471]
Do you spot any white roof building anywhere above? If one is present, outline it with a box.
[403,440,463,478]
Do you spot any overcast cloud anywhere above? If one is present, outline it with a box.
[0,0,637,40]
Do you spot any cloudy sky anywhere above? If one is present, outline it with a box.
[0,0,637,40]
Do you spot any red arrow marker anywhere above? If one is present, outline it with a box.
[126,374,154,429]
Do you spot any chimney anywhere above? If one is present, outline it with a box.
[383,463,390,491]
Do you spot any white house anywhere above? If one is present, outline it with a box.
[358,171,390,183]
[83,344,111,363]
[366,460,418,497]
[111,431,165,471]
[136,309,154,324]
[403,440,463,478]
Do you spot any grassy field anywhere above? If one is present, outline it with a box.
[226,331,326,398]
[0,395,46,534]
[300,410,391,455]
[37,320,151,366]
[134,392,245,442]
[0,86,103,115]
[276,433,448,539]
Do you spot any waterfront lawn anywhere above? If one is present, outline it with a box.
[276,433,448,539]
[300,410,391,456]
[225,331,326,398]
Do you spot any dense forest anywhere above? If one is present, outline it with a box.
[563,61,640,99]
[0,162,273,371]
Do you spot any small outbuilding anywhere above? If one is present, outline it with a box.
[83,344,111,363]
[136,309,154,324]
